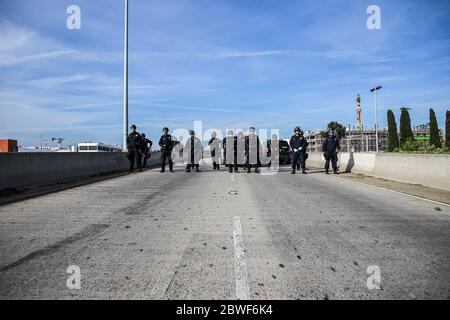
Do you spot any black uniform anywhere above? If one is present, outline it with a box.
[290,135,308,173]
[245,135,261,173]
[140,137,153,168]
[185,136,203,172]
[159,134,174,172]
[127,131,142,172]
[323,135,340,173]
[209,137,221,170]
[223,136,238,173]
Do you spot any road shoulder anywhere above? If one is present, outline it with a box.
[334,172,450,206]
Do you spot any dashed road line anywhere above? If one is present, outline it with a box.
[232,216,250,300]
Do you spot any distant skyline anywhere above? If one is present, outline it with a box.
[0,0,449,147]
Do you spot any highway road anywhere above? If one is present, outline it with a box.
[0,165,449,300]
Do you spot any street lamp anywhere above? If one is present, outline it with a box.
[370,85,382,152]
[123,0,129,152]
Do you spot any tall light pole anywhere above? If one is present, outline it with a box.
[123,0,129,152]
[370,85,382,153]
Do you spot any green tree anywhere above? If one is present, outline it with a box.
[325,121,346,140]
[446,110,450,148]
[429,108,441,148]
[399,107,414,145]
[387,109,399,152]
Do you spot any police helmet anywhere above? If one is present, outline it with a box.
[189,130,195,135]
[163,127,169,132]
[130,124,137,129]
[294,127,301,132]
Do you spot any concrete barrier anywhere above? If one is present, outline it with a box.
[0,152,161,190]
[307,152,450,191]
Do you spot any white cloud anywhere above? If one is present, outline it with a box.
[30,74,92,86]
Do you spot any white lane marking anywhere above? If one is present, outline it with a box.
[333,175,450,208]
[231,174,235,182]
[233,216,250,300]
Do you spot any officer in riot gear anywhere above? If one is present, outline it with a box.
[140,133,153,169]
[208,131,221,170]
[290,127,308,174]
[267,133,280,170]
[223,130,238,173]
[185,130,203,172]
[159,127,174,173]
[323,129,340,174]
[245,127,261,173]
[127,124,142,172]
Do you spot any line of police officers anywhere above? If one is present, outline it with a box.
[126,125,341,174]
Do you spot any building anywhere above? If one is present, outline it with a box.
[304,127,389,153]
[305,125,442,153]
[77,142,122,152]
[0,139,18,153]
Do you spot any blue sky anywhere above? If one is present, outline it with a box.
[0,0,449,147]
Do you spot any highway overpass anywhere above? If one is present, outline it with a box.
[0,163,449,299]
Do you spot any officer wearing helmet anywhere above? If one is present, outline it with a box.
[322,129,340,174]
[185,130,203,172]
[245,127,261,173]
[289,127,308,174]
[208,131,221,170]
[223,129,238,173]
[127,124,142,172]
[159,127,174,172]
[140,133,153,169]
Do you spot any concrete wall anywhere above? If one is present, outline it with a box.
[0,152,161,190]
[307,152,450,191]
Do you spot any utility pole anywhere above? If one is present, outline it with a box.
[123,0,129,152]
[370,85,382,152]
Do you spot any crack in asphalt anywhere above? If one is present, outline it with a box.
[0,223,110,273]
[0,171,195,273]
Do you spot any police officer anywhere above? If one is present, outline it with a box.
[245,127,261,173]
[140,133,153,169]
[223,130,238,173]
[290,127,308,174]
[323,129,340,174]
[159,127,174,173]
[127,124,142,172]
[268,133,280,170]
[185,130,203,172]
[208,131,221,170]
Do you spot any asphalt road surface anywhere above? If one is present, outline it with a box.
[0,165,449,300]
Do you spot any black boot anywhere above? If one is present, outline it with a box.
[291,170,296,174]
[302,169,307,174]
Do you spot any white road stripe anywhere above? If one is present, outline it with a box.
[233,216,250,300]
[231,174,235,182]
